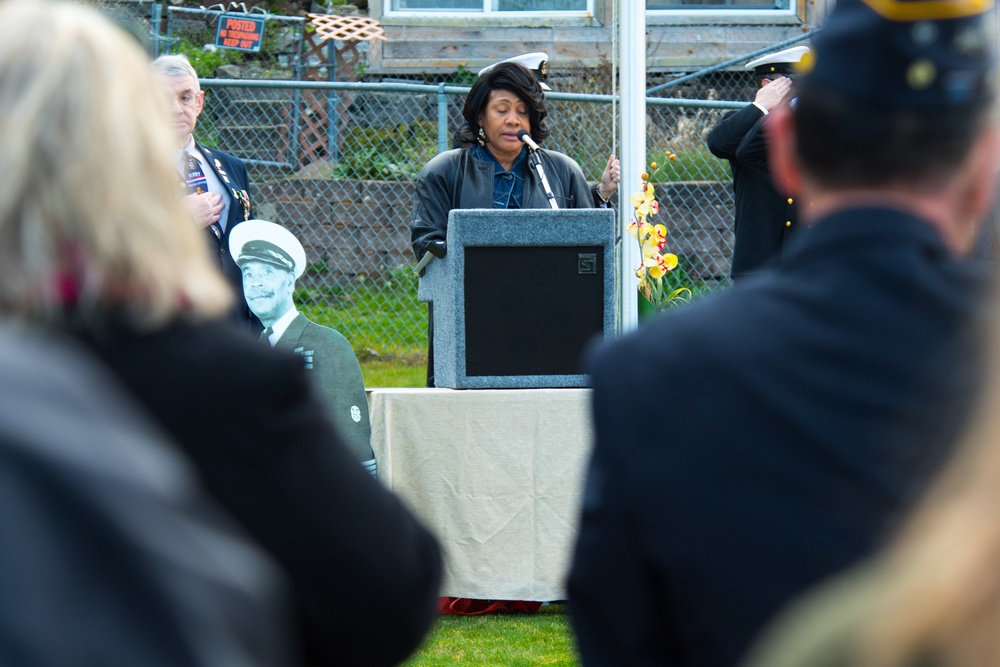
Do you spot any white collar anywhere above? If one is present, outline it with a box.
[267,306,300,346]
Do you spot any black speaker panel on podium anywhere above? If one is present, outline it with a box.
[417,208,616,389]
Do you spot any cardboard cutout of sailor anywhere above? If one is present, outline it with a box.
[230,220,376,476]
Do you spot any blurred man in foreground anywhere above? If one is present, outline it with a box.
[570,0,999,664]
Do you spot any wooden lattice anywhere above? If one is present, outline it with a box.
[307,14,387,43]
[280,28,365,168]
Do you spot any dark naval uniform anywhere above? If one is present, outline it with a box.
[275,313,375,473]
[196,143,257,329]
[569,209,987,667]
[707,104,797,279]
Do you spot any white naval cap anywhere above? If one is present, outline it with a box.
[744,45,811,76]
[229,219,307,279]
[478,52,551,90]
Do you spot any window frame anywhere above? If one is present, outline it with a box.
[647,0,805,26]
[385,0,595,17]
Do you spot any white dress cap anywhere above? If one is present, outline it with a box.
[228,219,307,279]
[745,45,811,75]
[478,52,551,90]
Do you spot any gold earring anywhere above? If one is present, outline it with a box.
[477,127,486,146]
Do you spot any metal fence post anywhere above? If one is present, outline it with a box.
[437,82,448,155]
[290,21,305,169]
[327,39,340,163]
[150,2,162,58]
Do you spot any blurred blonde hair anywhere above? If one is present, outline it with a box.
[862,300,1000,666]
[0,0,231,330]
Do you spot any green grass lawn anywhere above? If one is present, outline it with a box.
[404,604,580,667]
[361,357,427,388]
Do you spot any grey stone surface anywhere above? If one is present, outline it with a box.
[419,208,616,389]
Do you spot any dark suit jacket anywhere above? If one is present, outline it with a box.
[76,319,442,667]
[197,142,258,330]
[0,325,292,667]
[275,313,374,464]
[568,208,987,667]
[706,104,797,279]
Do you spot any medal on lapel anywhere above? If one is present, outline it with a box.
[233,188,251,221]
[214,159,231,185]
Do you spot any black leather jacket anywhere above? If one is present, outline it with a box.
[410,147,595,256]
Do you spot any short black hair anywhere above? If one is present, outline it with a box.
[793,80,993,190]
[456,62,550,148]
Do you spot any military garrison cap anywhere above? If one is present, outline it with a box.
[801,0,996,109]
[229,219,307,279]
[478,52,551,90]
[745,45,812,77]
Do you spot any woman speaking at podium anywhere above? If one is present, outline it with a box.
[410,54,619,385]
[411,54,617,256]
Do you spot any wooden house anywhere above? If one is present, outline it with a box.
[365,0,832,77]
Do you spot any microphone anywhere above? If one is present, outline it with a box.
[517,129,540,151]
[517,130,558,210]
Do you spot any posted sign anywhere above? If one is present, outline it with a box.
[215,14,265,52]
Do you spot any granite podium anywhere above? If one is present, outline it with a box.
[418,208,617,389]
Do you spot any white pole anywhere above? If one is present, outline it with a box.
[618,0,645,334]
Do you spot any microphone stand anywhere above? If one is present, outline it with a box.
[518,130,559,210]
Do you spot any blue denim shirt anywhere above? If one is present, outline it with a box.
[472,144,528,209]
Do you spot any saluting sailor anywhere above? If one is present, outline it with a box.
[707,45,810,280]
[153,53,259,329]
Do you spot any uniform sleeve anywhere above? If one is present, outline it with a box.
[311,328,375,463]
[706,105,765,160]
[734,114,772,172]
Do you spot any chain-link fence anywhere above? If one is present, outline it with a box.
[198,79,746,360]
[84,0,788,370]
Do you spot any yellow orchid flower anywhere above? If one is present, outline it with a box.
[627,163,691,313]
[643,255,662,268]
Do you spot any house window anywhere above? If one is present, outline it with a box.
[391,0,589,11]
[648,0,793,10]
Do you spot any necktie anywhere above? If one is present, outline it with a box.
[183,151,222,240]
[260,327,273,346]
[183,151,208,195]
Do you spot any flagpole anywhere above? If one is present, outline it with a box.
[618,1,646,333]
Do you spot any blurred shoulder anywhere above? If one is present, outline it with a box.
[588,285,766,386]
[95,318,306,388]
[741,565,882,667]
